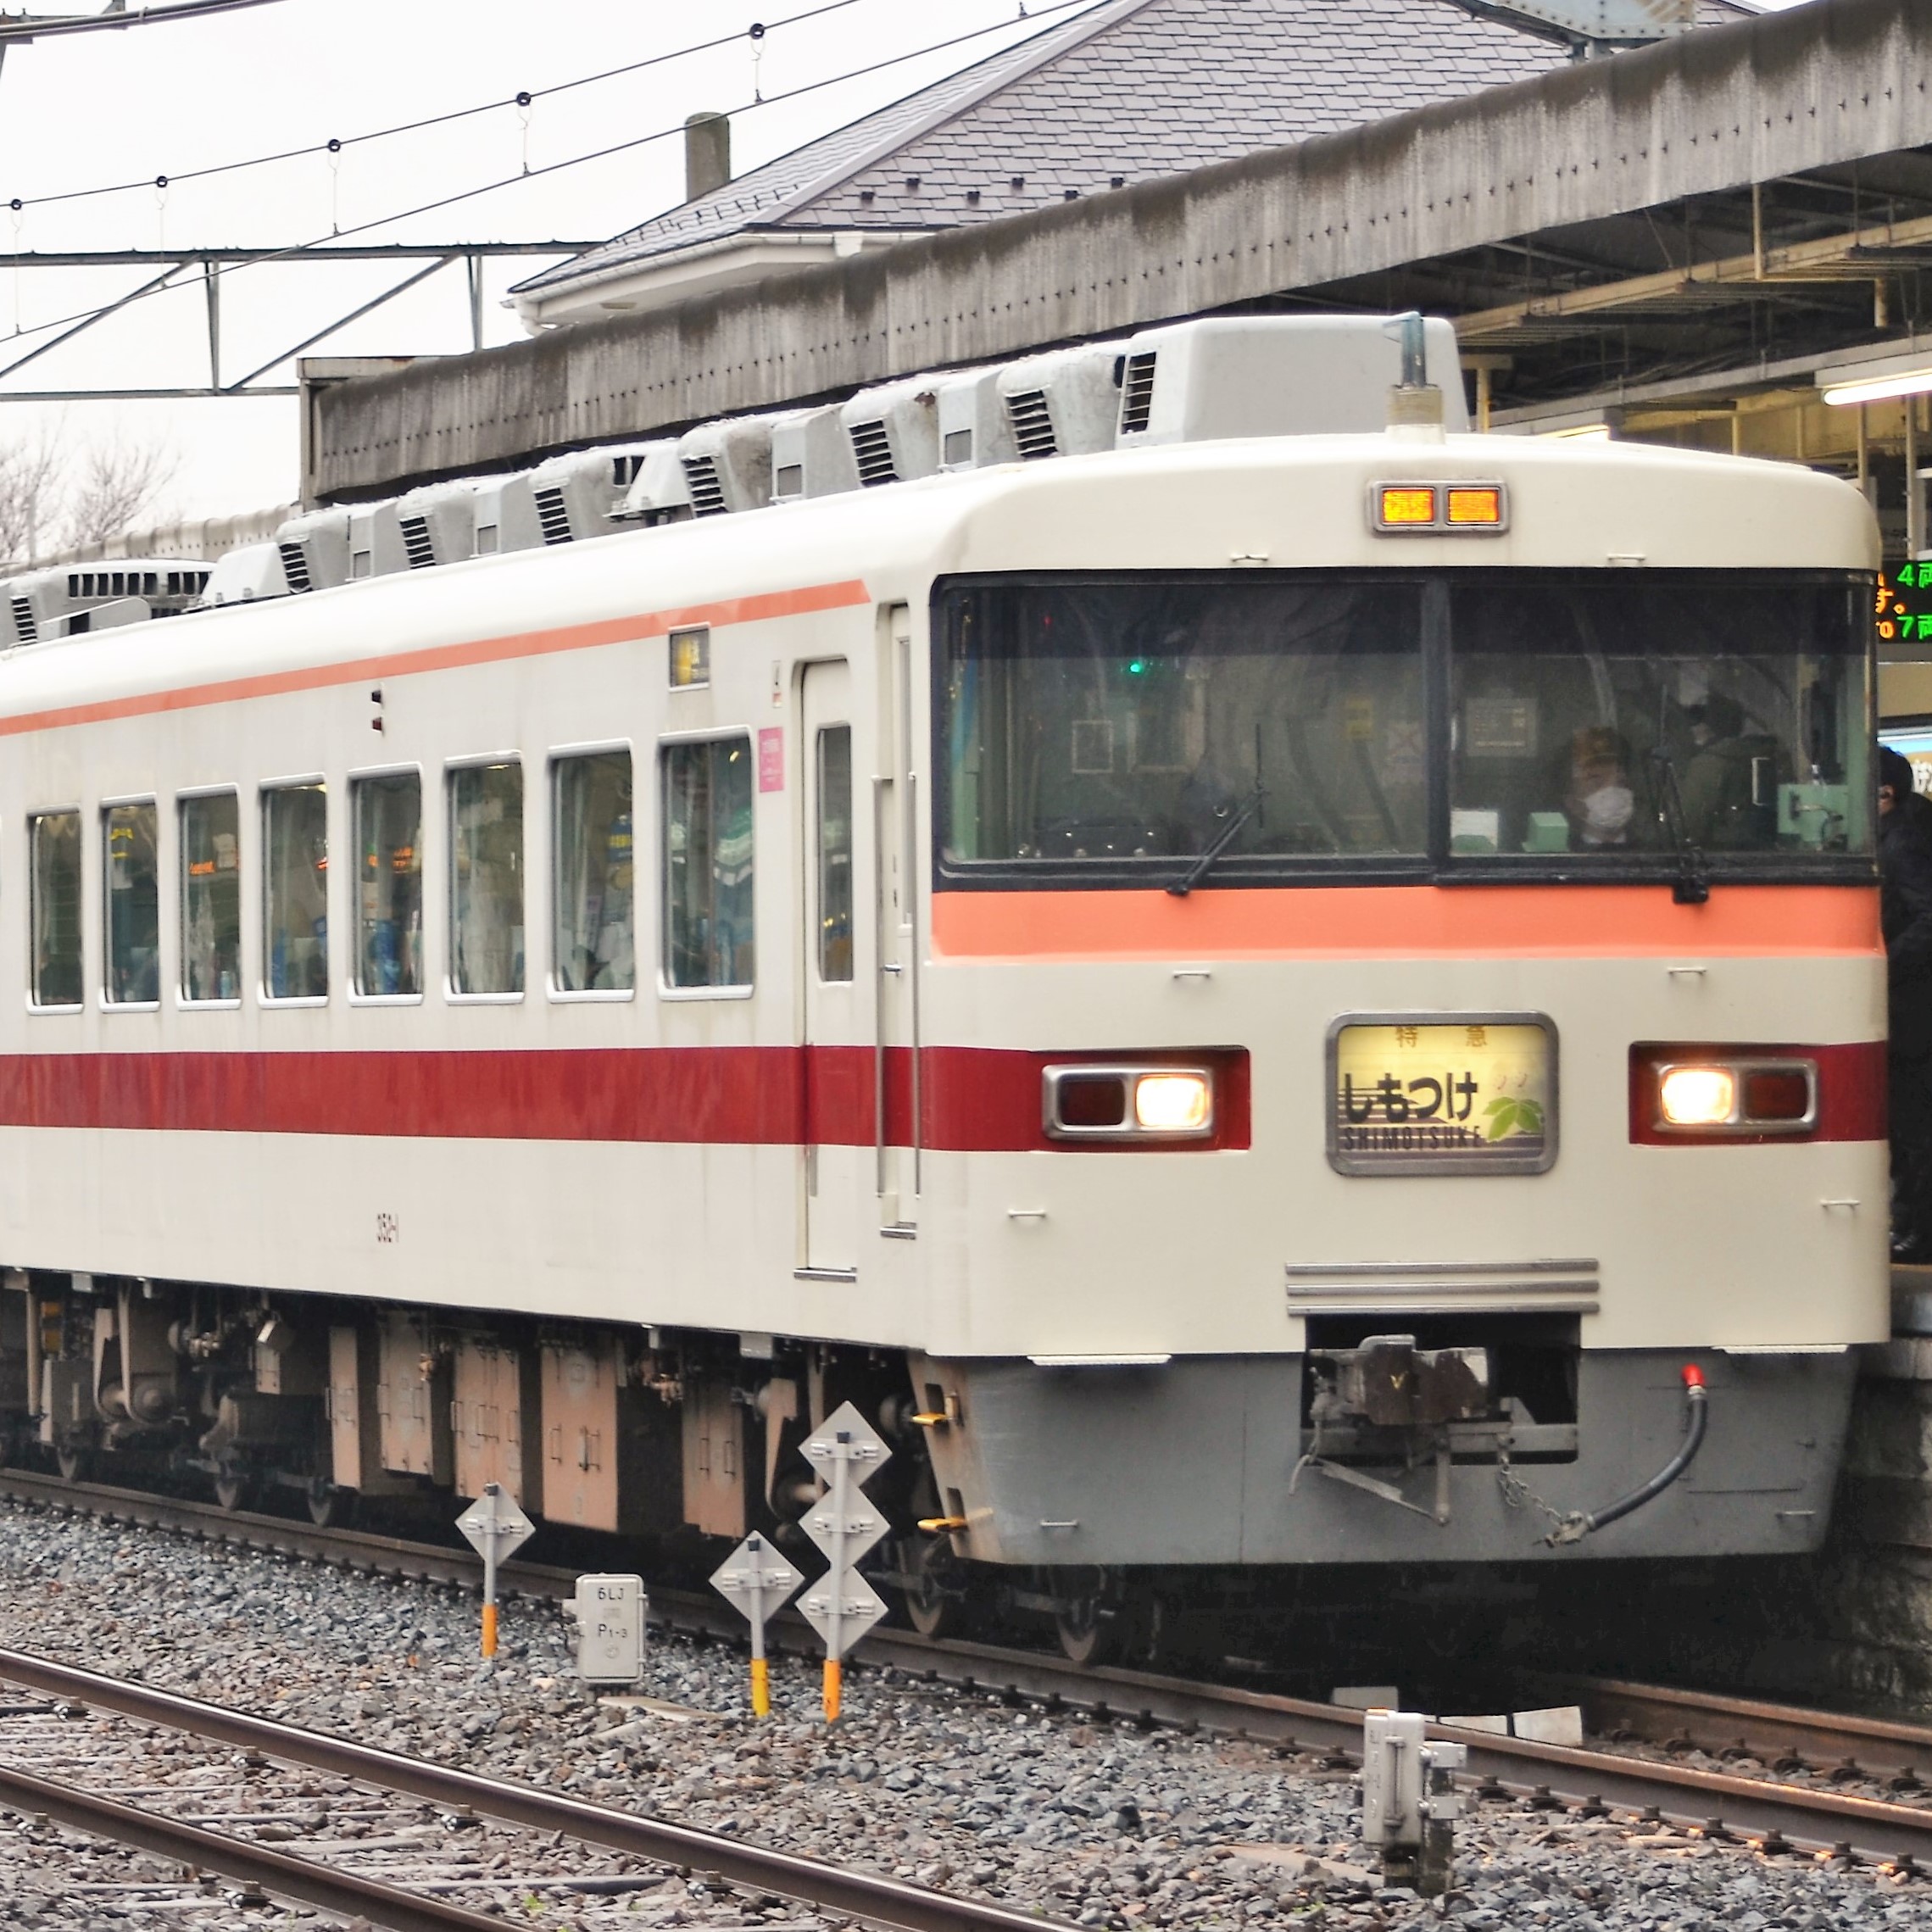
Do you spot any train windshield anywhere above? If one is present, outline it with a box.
[936,570,1873,887]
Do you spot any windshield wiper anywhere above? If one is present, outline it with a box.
[1167,778,1267,897]
[1649,746,1710,905]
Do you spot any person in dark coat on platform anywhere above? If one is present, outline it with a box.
[1880,746,1932,1261]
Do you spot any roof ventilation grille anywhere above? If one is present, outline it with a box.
[1119,352,1158,435]
[848,419,899,487]
[399,516,437,570]
[278,543,313,594]
[534,486,573,545]
[9,596,34,643]
[682,454,728,516]
[1005,389,1057,460]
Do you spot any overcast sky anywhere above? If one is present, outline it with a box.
[0,0,1812,528]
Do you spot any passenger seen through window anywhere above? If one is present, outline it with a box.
[450,762,524,995]
[554,752,634,993]
[30,810,81,1008]
[354,773,423,997]
[263,784,329,999]
[663,738,754,989]
[181,793,241,1001]
[104,802,159,1003]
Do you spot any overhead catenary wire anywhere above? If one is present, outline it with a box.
[3,0,868,212]
[0,0,1101,363]
[0,0,300,43]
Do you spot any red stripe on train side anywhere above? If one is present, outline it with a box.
[0,1045,1254,1153]
[0,580,873,738]
[930,883,1883,960]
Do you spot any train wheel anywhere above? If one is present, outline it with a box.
[213,1462,253,1512]
[901,1535,959,1640]
[1051,1567,1118,1668]
[306,1478,353,1528]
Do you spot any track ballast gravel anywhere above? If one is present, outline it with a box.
[0,1494,1921,1930]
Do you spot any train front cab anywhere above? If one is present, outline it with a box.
[903,444,1890,1581]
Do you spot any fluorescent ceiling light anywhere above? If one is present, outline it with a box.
[1820,365,1932,407]
[1539,423,1611,442]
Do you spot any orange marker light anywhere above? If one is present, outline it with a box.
[1445,486,1503,526]
[1378,485,1437,526]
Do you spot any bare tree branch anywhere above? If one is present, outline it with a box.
[58,436,180,551]
[0,426,66,565]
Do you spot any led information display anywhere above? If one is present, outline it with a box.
[1879,566,1932,644]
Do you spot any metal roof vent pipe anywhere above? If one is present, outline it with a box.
[685,112,731,202]
[1385,310,1445,444]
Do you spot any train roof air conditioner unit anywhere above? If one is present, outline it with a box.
[933,364,1016,472]
[394,478,493,571]
[769,405,858,503]
[273,507,354,593]
[0,560,213,649]
[994,345,1122,463]
[193,543,290,608]
[0,560,214,646]
[676,417,774,518]
[515,442,669,548]
[838,380,940,488]
[1111,315,1470,449]
[615,442,693,526]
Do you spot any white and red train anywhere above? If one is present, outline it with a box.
[0,316,1887,1655]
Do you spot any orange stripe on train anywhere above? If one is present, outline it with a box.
[0,579,873,738]
[930,883,1882,961]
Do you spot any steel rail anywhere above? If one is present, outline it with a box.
[0,1756,504,1932]
[0,1647,1083,1932]
[1557,1674,1932,1784]
[11,1471,1932,1866]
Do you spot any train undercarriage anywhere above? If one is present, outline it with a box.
[0,1267,1140,1663]
[0,1268,1843,1681]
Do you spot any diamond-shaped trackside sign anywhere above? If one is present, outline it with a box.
[797,1570,888,1657]
[456,1487,536,1562]
[800,1488,888,1566]
[799,1400,889,1478]
[710,1534,805,1619]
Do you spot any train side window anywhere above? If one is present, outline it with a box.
[103,801,159,1005]
[449,760,523,997]
[553,749,634,994]
[28,810,81,1010]
[262,782,329,1001]
[353,771,423,998]
[662,737,754,992]
[816,726,854,983]
[180,792,241,1003]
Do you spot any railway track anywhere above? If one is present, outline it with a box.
[0,1645,1086,1932]
[9,1467,1932,1878]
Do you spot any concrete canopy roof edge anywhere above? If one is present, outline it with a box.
[312,0,1928,500]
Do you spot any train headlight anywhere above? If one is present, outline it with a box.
[1634,1047,1823,1140]
[1043,1063,1217,1142]
[1658,1066,1736,1127]
[1134,1072,1212,1133]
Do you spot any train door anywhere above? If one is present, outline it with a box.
[802,661,860,1272]
[876,605,919,1233]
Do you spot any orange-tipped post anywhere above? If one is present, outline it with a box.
[481,1601,498,1660]
[823,1658,842,1723]
[751,1656,771,1718]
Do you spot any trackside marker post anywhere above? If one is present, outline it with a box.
[455,1483,535,1660]
[797,1401,890,1723]
[710,1534,804,1716]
